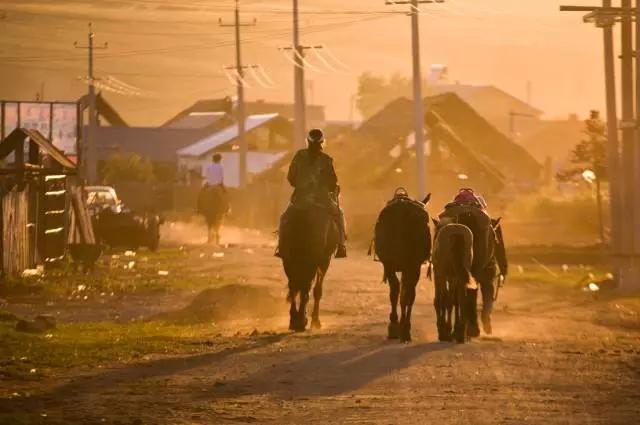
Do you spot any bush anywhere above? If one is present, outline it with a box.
[101,153,155,184]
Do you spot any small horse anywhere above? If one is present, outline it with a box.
[280,205,339,332]
[197,185,229,245]
[431,221,476,343]
[374,190,431,342]
[433,205,507,341]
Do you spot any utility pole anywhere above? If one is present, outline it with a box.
[75,23,107,184]
[386,0,442,199]
[293,0,305,149]
[280,41,323,148]
[634,0,640,273]
[220,0,256,189]
[602,0,622,258]
[560,3,636,289]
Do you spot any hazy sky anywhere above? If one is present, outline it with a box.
[0,0,613,125]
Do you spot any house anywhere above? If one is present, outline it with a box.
[164,98,326,130]
[329,93,541,213]
[518,114,584,167]
[176,113,294,188]
[430,83,543,138]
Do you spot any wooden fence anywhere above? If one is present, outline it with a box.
[1,185,32,276]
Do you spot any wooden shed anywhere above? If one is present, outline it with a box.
[0,128,79,277]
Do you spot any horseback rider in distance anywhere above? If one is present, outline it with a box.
[277,128,347,258]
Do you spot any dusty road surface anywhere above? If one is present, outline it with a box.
[1,228,640,424]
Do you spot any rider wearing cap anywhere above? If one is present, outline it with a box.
[277,128,347,258]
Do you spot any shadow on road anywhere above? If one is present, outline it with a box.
[0,333,287,413]
[206,340,452,398]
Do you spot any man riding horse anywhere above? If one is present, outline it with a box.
[277,128,345,331]
[277,128,347,259]
[197,153,229,244]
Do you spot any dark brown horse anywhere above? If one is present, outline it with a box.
[374,190,431,342]
[280,205,339,332]
[197,185,229,245]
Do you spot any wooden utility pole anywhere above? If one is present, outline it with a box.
[220,0,256,189]
[280,41,323,148]
[74,23,107,184]
[560,3,638,289]
[602,0,623,257]
[293,0,306,149]
[386,0,443,199]
[634,0,640,265]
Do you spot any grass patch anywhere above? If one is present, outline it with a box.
[509,262,611,288]
[0,320,221,381]
[0,247,223,300]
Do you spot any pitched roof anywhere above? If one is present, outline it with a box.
[0,128,76,169]
[425,93,541,181]
[164,98,326,127]
[164,111,227,129]
[94,127,207,162]
[332,93,541,192]
[177,114,279,158]
[430,84,542,133]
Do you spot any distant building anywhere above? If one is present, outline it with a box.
[164,98,326,132]
[430,83,542,138]
[176,113,294,188]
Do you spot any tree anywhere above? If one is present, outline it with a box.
[101,153,155,184]
[355,72,413,119]
[557,110,607,242]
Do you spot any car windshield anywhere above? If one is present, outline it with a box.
[86,190,118,207]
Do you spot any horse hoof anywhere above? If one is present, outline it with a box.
[293,317,308,332]
[481,313,492,335]
[289,320,296,331]
[311,318,322,330]
[467,322,480,338]
[438,333,451,342]
[388,322,400,339]
[400,323,412,343]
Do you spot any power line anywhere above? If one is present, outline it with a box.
[0,14,391,65]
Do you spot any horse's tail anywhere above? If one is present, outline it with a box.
[437,223,474,288]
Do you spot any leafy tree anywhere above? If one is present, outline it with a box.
[101,153,155,184]
[557,110,607,242]
[356,72,413,119]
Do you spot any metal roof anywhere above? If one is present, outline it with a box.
[165,111,226,129]
[177,113,279,157]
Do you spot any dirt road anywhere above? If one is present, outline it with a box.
[1,233,640,424]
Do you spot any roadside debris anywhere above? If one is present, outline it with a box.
[15,314,57,333]
[21,266,44,278]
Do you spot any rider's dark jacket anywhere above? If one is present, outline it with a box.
[287,148,338,207]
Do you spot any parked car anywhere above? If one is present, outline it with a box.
[84,186,162,251]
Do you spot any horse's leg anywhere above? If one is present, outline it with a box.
[466,287,480,338]
[444,278,454,340]
[453,284,466,343]
[434,268,450,342]
[311,265,327,329]
[289,293,298,331]
[399,266,420,343]
[296,288,310,332]
[478,266,497,335]
[386,264,401,339]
